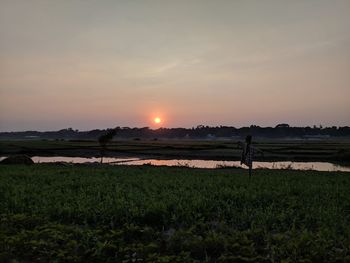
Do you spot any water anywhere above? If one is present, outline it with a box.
[1,156,350,172]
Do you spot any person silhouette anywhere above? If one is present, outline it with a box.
[239,135,263,179]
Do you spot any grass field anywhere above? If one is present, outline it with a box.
[1,139,350,163]
[0,164,349,262]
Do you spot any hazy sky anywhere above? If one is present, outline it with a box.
[1,0,349,131]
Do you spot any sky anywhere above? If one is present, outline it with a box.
[1,0,349,131]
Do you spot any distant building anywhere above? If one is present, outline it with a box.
[303,134,331,140]
[206,134,216,140]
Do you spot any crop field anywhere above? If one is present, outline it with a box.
[0,164,349,262]
[1,139,350,162]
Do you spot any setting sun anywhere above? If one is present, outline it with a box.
[154,117,161,124]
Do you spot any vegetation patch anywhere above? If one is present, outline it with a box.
[0,165,349,262]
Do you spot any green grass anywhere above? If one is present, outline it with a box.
[0,165,349,262]
[1,139,350,162]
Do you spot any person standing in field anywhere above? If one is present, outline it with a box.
[239,135,263,179]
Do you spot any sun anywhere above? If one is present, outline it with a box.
[154,117,161,124]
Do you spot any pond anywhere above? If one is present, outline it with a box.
[1,156,350,172]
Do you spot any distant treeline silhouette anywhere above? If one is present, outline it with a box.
[1,124,349,140]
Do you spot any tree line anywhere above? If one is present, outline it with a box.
[1,124,349,140]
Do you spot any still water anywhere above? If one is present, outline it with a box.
[1,156,350,172]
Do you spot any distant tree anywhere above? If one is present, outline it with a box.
[275,123,290,128]
[98,128,117,163]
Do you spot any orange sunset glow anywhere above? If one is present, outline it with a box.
[0,0,349,131]
[154,117,162,124]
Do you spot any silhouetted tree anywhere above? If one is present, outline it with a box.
[275,123,290,128]
[2,125,350,140]
[98,128,117,163]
